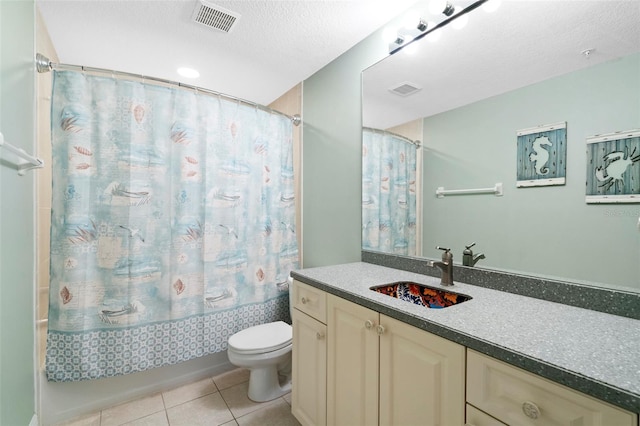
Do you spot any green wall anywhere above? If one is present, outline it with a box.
[422,53,640,290]
[0,0,37,424]
[302,19,409,267]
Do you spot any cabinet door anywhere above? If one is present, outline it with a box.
[327,295,379,426]
[292,309,327,426]
[379,315,465,426]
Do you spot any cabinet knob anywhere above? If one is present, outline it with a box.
[522,401,541,420]
[364,320,374,329]
[316,331,325,340]
[376,325,385,335]
[301,297,308,304]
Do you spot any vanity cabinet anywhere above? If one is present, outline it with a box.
[327,294,466,426]
[291,279,637,426]
[291,280,327,426]
[466,350,637,426]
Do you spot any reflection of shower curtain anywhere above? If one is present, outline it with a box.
[362,128,417,256]
[46,70,298,382]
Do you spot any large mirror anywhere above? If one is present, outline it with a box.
[362,0,640,293]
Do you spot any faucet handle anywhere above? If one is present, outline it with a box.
[436,246,450,253]
[465,242,476,250]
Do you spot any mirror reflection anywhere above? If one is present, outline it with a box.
[362,0,640,292]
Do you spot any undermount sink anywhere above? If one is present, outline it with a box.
[370,281,471,309]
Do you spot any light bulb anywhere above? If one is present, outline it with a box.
[382,27,399,43]
[404,42,419,55]
[451,13,468,29]
[428,0,447,15]
[426,28,442,43]
[482,0,501,13]
[402,12,420,30]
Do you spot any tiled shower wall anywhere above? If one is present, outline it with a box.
[268,83,303,263]
[36,7,58,368]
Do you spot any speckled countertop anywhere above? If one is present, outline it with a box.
[291,262,640,414]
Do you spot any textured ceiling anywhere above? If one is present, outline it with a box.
[37,0,418,105]
[363,0,640,129]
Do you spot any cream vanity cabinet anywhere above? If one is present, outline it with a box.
[291,280,637,426]
[327,294,465,426]
[291,279,466,426]
[466,350,637,426]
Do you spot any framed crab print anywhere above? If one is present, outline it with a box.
[516,122,567,187]
[586,129,640,203]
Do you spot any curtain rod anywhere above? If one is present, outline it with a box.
[36,54,301,127]
[363,127,421,147]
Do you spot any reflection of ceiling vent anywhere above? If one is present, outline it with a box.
[389,82,422,97]
[192,0,241,33]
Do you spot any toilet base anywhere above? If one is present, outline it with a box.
[247,365,292,402]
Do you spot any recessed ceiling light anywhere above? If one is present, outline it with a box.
[177,67,200,79]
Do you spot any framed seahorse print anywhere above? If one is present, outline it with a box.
[516,122,567,187]
[586,129,640,203]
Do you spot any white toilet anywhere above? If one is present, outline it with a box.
[227,284,293,402]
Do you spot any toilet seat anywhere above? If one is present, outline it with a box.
[228,321,292,355]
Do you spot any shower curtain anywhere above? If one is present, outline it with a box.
[46,70,298,382]
[362,128,417,256]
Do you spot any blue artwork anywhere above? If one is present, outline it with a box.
[516,122,567,187]
[586,130,640,203]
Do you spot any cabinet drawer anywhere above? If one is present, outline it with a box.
[466,404,506,426]
[292,280,326,323]
[467,350,637,426]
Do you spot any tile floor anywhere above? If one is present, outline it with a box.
[55,368,301,426]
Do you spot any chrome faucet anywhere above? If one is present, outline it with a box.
[462,242,486,267]
[427,246,454,286]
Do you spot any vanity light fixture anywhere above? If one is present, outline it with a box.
[388,0,487,54]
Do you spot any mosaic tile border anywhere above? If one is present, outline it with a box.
[46,296,290,382]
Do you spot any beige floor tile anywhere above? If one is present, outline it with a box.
[166,393,233,426]
[282,392,292,405]
[101,394,165,426]
[212,368,250,390]
[162,377,217,408]
[235,399,301,426]
[122,410,169,426]
[53,412,101,426]
[219,381,280,419]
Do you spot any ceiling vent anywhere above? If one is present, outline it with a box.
[389,82,422,97]
[192,0,241,33]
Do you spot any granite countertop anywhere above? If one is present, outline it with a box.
[291,262,640,414]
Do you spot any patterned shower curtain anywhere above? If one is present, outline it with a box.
[362,128,417,256]
[46,70,298,382]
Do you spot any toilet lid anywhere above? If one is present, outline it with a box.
[228,321,292,354]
